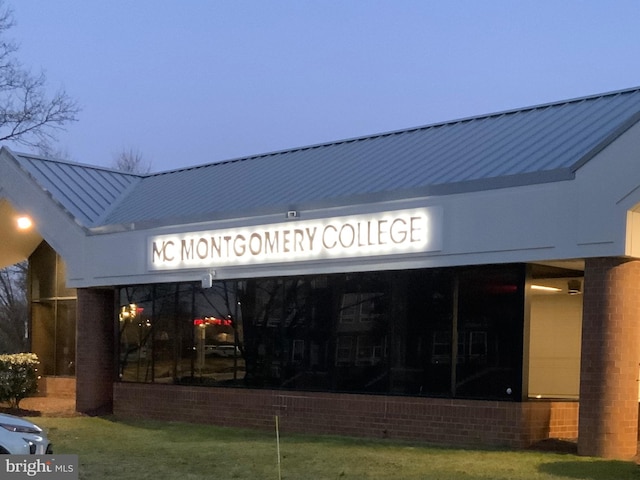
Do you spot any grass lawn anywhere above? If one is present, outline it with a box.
[30,416,639,480]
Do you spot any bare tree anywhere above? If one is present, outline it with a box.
[0,1,79,152]
[0,262,28,353]
[0,1,78,353]
[36,143,72,160]
[112,147,152,174]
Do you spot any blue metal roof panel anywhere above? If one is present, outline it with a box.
[98,87,640,228]
[12,153,142,226]
[10,86,640,229]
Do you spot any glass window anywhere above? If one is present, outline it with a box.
[401,269,453,396]
[332,274,390,393]
[118,285,153,382]
[31,301,55,376]
[527,266,583,399]
[335,336,354,365]
[152,283,190,383]
[455,265,525,399]
[191,281,244,386]
[116,265,527,402]
[54,300,76,376]
[30,243,57,301]
[29,242,77,376]
[241,277,328,389]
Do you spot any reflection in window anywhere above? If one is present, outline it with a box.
[192,282,244,386]
[340,293,383,324]
[455,266,525,399]
[29,241,77,376]
[117,265,530,401]
[118,282,245,385]
[336,336,354,365]
[118,286,153,382]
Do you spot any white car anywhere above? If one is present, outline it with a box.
[205,345,241,357]
[0,413,52,454]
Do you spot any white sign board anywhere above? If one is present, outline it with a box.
[148,207,441,270]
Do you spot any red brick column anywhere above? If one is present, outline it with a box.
[76,288,116,414]
[578,257,640,459]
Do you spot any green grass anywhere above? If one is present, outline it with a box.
[30,416,639,480]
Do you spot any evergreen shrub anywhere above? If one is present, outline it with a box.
[0,353,39,408]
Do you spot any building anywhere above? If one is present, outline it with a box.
[2,86,640,459]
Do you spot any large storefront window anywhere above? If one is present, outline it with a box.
[118,264,530,400]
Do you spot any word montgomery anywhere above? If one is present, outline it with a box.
[149,209,437,269]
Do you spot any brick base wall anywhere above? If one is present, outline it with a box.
[37,376,76,398]
[114,383,578,449]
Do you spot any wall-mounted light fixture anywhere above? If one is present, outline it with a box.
[16,215,33,230]
[286,210,298,219]
[201,271,216,289]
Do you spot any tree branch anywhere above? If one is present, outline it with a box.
[0,1,79,150]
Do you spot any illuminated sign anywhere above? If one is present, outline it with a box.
[148,207,441,270]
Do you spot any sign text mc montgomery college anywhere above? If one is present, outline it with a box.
[149,208,441,270]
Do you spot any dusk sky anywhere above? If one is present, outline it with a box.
[8,1,640,172]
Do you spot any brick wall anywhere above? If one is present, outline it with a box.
[38,377,76,398]
[76,288,116,414]
[114,382,578,449]
[579,257,640,459]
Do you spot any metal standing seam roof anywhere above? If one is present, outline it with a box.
[9,86,640,230]
[10,153,142,226]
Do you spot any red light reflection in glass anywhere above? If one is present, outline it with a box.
[193,317,232,326]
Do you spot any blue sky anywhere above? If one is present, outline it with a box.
[8,1,640,172]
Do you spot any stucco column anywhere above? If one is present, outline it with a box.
[578,257,640,459]
[76,288,116,414]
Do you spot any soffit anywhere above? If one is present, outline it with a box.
[0,199,42,268]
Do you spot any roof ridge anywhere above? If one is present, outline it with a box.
[148,85,640,178]
[14,150,146,178]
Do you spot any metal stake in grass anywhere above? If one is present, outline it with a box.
[275,415,282,480]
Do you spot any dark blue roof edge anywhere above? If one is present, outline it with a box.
[150,85,640,177]
[87,168,574,234]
